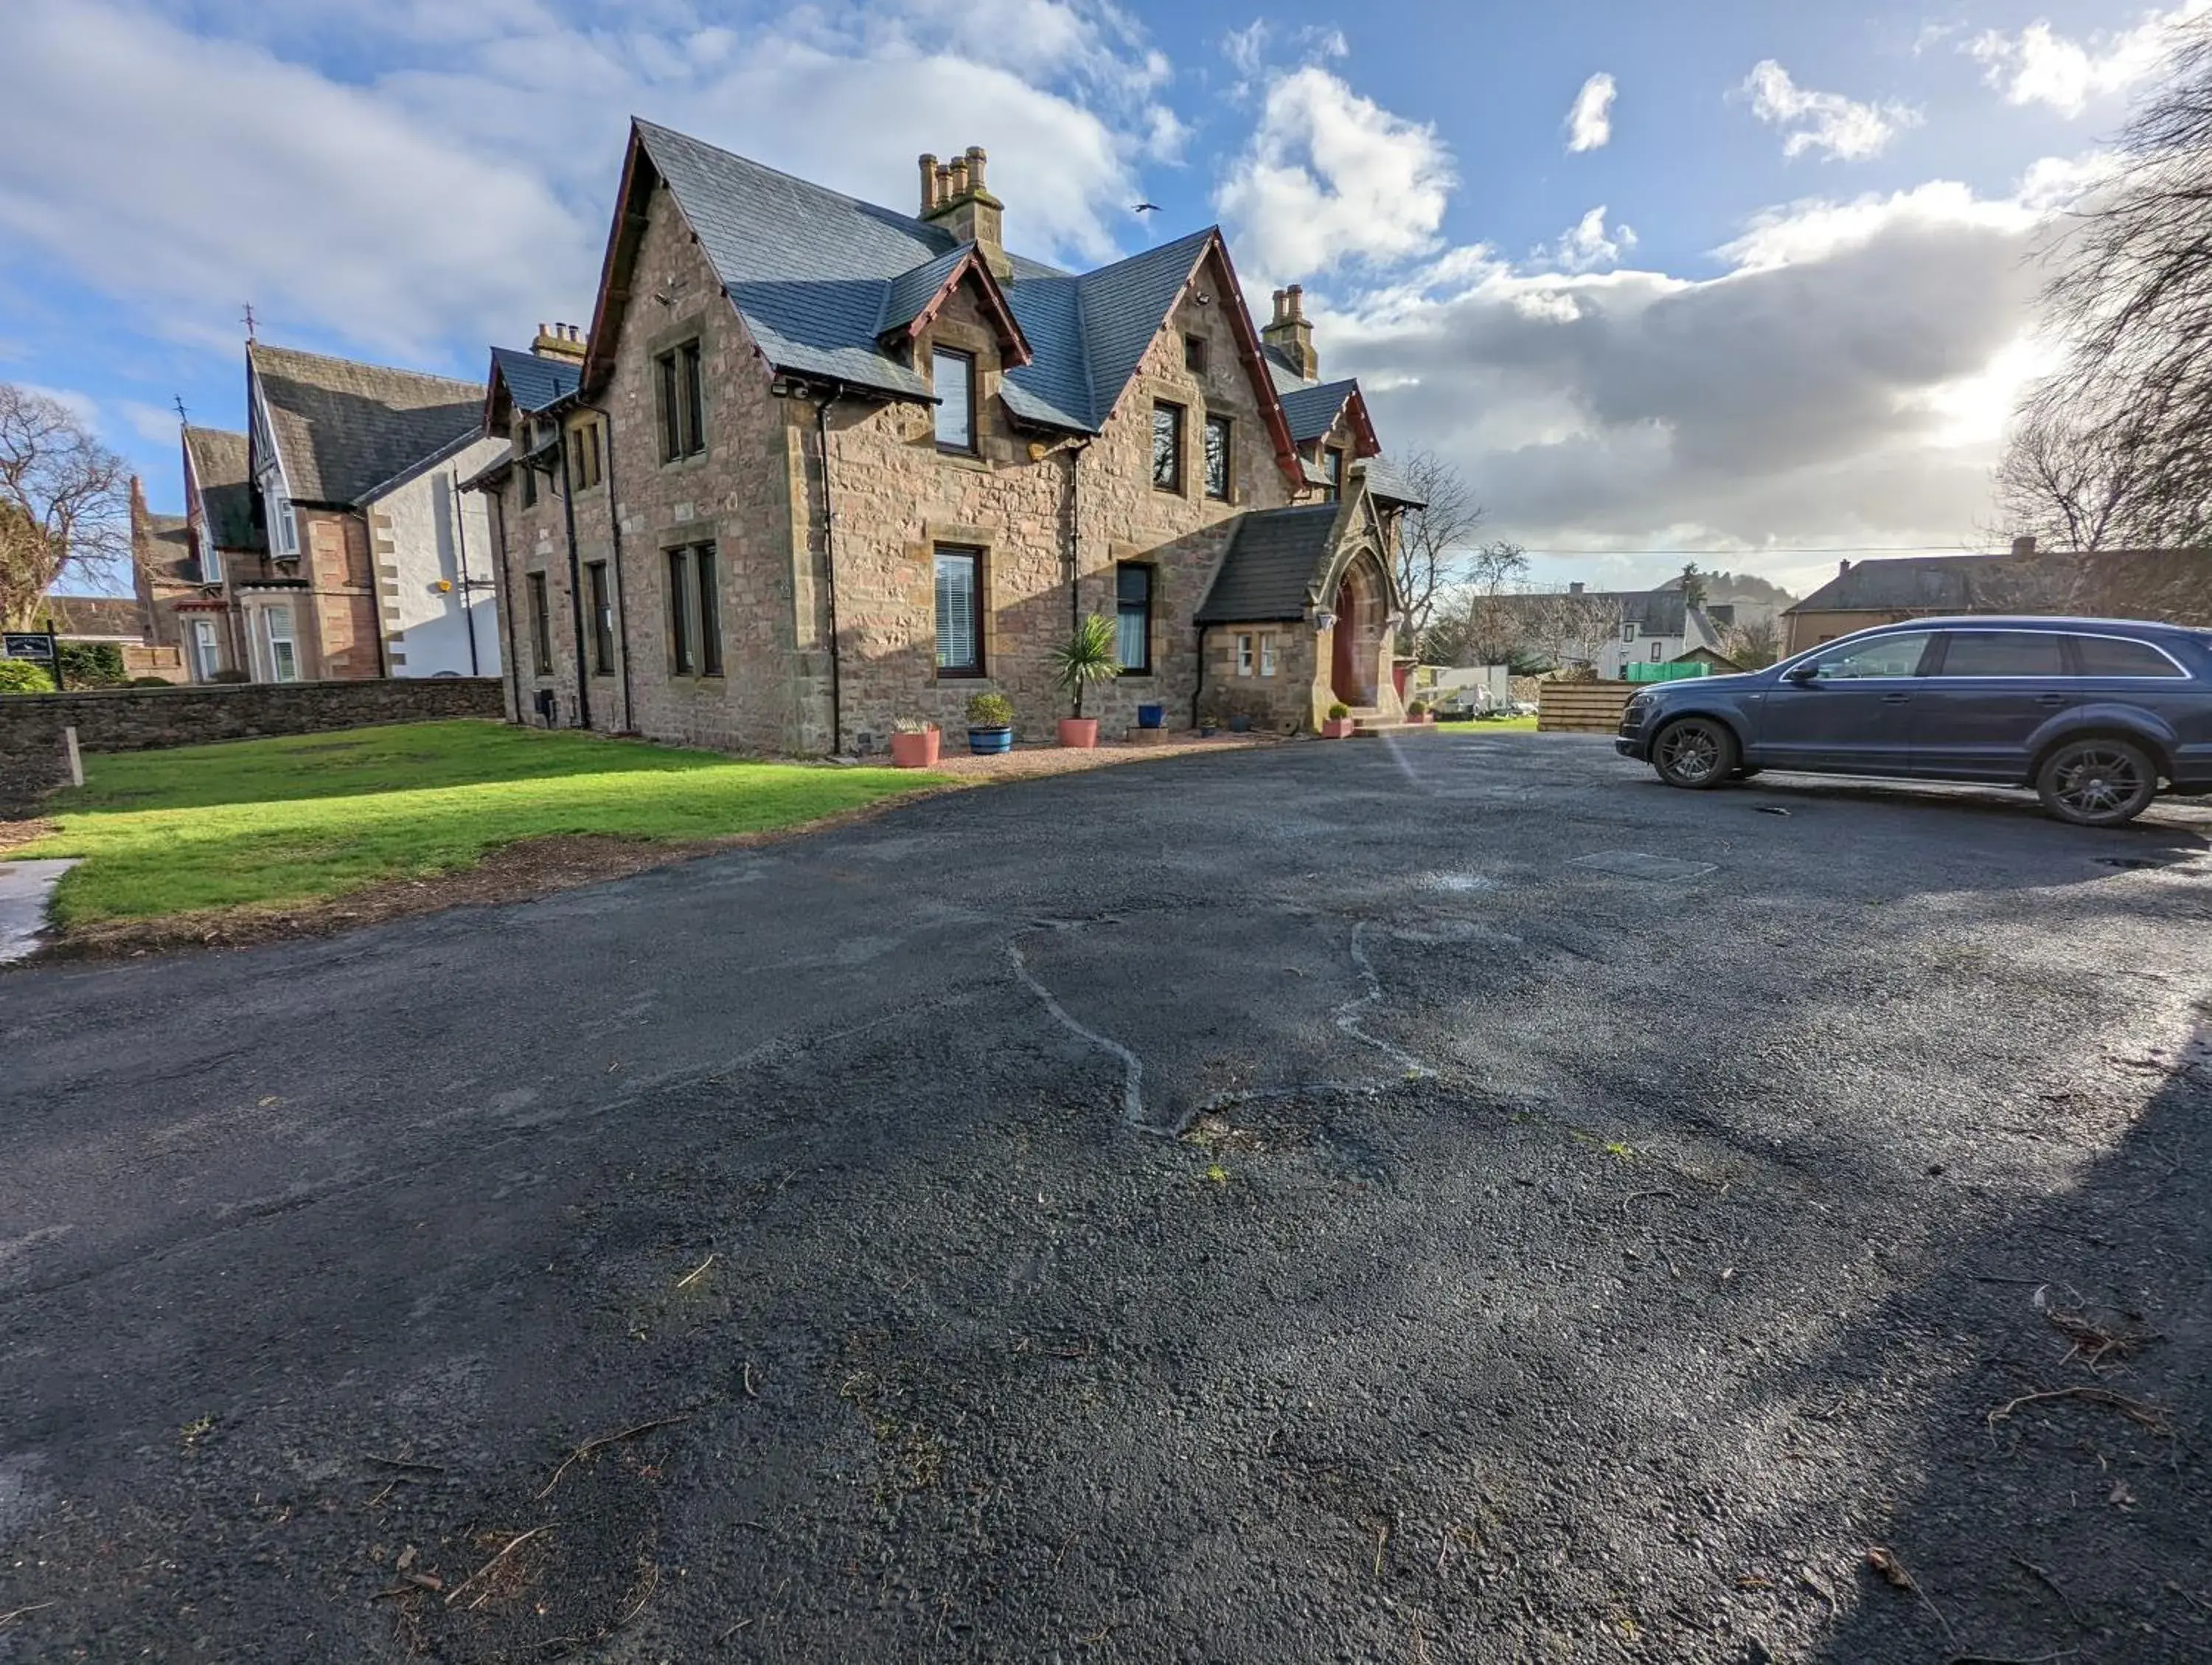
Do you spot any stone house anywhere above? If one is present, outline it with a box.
[241,344,503,681]
[469,119,1425,753]
[1781,538,2212,654]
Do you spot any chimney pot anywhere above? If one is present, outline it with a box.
[919,153,939,212]
[1286,283,1305,319]
[2011,535,2037,557]
[948,155,970,197]
[1569,581,1585,594]
[965,145,987,192]
[1839,559,1852,577]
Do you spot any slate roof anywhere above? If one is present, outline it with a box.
[181,425,262,552]
[1490,587,1722,644]
[252,344,484,507]
[46,595,148,640]
[633,122,1253,437]
[488,347,582,416]
[1196,506,1343,623]
[1787,555,1991,614]
[1359,455,1427,508]
[1277,379,1357,443]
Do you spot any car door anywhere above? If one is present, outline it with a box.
[1910,628,2073,780]
[1755,630,1935,772]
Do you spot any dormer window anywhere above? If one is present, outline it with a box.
[933,348,975,451]
[264,484,298,557]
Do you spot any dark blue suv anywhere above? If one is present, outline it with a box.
[1615,616,2212,826]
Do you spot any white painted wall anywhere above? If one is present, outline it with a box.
[364,437,507,678]
[1597,631,1686,681]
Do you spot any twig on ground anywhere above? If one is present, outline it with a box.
[0,1603,54,1627]
[742,1363,758,1400]
[1868,1547,1957,1650]
[364,1481,399,1508]
[1621,1188,1674,1220]
[2011,1557,2080,1624]
[713,1616,753,1644]
[675,1253,716,1290]
[2044,1307,2160,1371]
[444,1525,551,1607]
[363,1455,447,1474]
[1988,1387,2171,1435]
[538,1414,691,1499]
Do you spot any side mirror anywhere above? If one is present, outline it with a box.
[1781,661,1820,684]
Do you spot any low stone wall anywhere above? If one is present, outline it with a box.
[1,678,504,816]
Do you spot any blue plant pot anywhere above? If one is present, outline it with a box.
[968,726,1013,755]
[1137,703,1165,729]
[1228,714,1253,734]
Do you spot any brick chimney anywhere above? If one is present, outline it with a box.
[1262,285,1318,381]
[921,146,1009,279]
[1838,559,1852,577]
[532,321,587,361]
[2011,535,2037,557]
[1568,581,1585,595]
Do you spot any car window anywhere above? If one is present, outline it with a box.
[2067,634,2187,678]
[1934,630,2066,677]
[1807,632,1932,679]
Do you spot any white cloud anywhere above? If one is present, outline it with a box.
[1966,2,2208,117]
[1214,66,1455,281]
[1740,60,1921,161]
[115,398,185,450]
[1318,168,2076,589]
[0,0,1175,358]
[1543,206,1638,273]
[1565,72,1617,153]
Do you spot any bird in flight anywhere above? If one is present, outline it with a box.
[1130,202,1161,215]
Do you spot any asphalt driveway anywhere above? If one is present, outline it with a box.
[3,734,2208,1662]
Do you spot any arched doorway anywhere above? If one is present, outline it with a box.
[1329,549,1386,707]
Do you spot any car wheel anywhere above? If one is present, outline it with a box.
[1651,717,1738,790]
[2037,737,2157,827]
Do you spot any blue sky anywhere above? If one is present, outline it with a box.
[0,0,2194,597]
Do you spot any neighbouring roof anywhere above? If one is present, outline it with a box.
[44,595,147,641]
[1787,555,1990,614]
[252,343,484,507]
[487,346,583,417]
[1196,505,1344,623]
[1489,587,1726,644]
[615,122,1304,459]
[182,425,263,552]
[135,507,197,585]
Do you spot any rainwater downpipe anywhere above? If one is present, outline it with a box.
[577,397,634,733]
[485,479,524,723]
[554,423,593,730]
[1063,439,1091,633]
[810,383,849,756]
[450,468,481,678]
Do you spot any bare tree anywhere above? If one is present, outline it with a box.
[0,383,131,628]
[2023,15,2212,549]
[1391,448,1485,642]
[1677,561,1709,610]
[1523,590,1624,677]
[1719,615,1780,670]
[1992,397,2152,552]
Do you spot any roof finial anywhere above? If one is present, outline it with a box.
[173,394,189,428]
[242,302,257,343]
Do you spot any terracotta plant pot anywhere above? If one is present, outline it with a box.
[1057,717,1099,749]
[889,728,940,768]
[1322,717,1356,739]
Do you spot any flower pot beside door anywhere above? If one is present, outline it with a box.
[889,723,940,768]
[1057,718,1099,748]
[965,692,1015,755]
[1322,701,1354,739]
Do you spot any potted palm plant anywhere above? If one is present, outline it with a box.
[1050,613,1121,748]
[1321,701,1355,739]
[889,717,940,768]
[965,691,1015,754]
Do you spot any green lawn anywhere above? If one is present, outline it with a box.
[1437,715,1540,732]
[9,720,936,927]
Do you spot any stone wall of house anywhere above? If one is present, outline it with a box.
[821,239,1301,750]
[301,508,382,680]
[1198,622,1318,731]
[0,678,503,815]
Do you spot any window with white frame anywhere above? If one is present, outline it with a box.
[1236,633,1255,675]
[263,605,300,682]
[1259,632,1279,676]
[189,617,220,681]
[1649,641,1663,661]
[264,484,298,556]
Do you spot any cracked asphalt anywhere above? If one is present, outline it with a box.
[3,731,2210,1663]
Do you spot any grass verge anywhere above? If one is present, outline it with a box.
[7,720,938,930]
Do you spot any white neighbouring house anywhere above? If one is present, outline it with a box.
[356,440,505,679]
